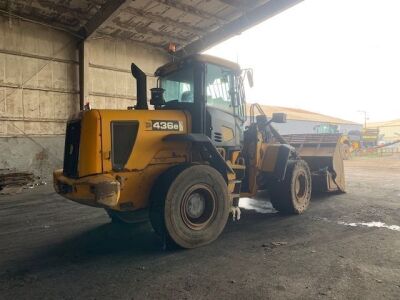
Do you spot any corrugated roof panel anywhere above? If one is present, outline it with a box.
[0,0,302,53]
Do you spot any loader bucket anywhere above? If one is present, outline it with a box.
[282,133,346,193]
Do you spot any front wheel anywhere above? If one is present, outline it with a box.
[149,165,230,249]
[269,160,312,214]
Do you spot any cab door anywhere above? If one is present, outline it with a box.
[205,63,242,149]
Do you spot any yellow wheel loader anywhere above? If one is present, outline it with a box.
[53,54,345,249]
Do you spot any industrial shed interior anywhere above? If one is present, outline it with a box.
[0,0,301,178]
[1,1,400,299]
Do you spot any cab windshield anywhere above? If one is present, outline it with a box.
[206,64,234,113]
[160,66,194,103]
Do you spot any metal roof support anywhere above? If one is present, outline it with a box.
[78,0,132,39]
[77,0,132,109]
[217,0,268,11]
[104,19,189,46]
[78,41,89,110]
[123,6,204,36]
[152,0,227,24]
[95,29,167,52]
[177,0,303,56]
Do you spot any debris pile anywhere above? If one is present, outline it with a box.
[0,169,46,195]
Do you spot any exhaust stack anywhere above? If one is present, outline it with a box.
[131,63,148,110]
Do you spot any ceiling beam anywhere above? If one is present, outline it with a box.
[29,0,92,21]
[0,8,83,37]
[104,18,190,45]
[123,6,204,36]
[95,29,167,52]
[78,0,132,39]
[177,0,303,56]
[217,0,246,9]
[217,0,269,10]
[152,0,227,24]
[86,0,106,6]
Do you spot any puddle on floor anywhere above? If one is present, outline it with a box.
[337,221,400,232]
[314,217,400,232]
[239,198,276,214]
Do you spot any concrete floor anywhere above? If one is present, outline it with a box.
[0,156,400,299]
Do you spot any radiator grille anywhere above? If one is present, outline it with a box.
[63,120,81,178]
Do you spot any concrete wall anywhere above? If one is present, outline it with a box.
[0,16,169,179]
[0,15,79,136]
[86,38,169,109]
[0,136,65,179]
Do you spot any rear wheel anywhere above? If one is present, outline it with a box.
[149,165,230,249]
[269,160,312,214]
[105,209,148,224]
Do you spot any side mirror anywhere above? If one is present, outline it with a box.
[246,69,254,88]
[271,113,287,123]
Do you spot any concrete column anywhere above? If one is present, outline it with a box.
[79,41,89,110]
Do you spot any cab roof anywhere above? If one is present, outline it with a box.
[155,54,241,77]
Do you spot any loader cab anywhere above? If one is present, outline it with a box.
[155,55,246,150]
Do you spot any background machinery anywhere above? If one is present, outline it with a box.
[313,123,352,160]
[313,123,339,134]
[361,127,380,147]
[54,55,346,249]
[347,128,381,153]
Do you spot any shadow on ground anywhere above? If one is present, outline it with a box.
[0,190,342,282]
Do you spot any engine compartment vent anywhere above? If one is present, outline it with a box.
[214,132,222,143]
[111,121,139,171]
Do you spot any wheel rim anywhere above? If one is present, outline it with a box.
[181,184,216,231]
[294,171,307,202]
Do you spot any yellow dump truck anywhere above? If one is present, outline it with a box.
[54,54,345,248]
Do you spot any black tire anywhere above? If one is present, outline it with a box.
[269,160,312,214]
[149,164,230,249]
[105,209,148,224]
[106,209,124,223]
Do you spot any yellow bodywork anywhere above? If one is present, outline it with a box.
[54,109,193,211]
[241,132,284,197]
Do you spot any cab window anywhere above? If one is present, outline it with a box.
[206,64,234,113]
[235,76,246,121]
[160,66,194,103]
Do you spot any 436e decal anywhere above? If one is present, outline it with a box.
[145,120,184,131]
